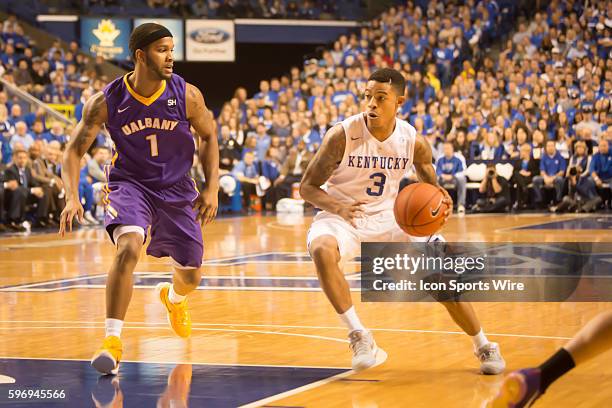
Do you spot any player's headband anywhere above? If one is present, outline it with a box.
[130,26,173,57]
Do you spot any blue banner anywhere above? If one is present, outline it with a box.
[81,18,131,60]
[134,19,184,61]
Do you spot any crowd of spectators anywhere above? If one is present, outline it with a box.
[213,0,611,214]
[62,0,354,20]
[0,0,611,233]
[0,15,111,232]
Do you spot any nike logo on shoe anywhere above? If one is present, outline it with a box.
[118,106,130,113]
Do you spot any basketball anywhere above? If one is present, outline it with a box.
[394,183,450,237]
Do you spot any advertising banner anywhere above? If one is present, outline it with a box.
[185,19,235,62]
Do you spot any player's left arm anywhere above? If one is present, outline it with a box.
[412,134,452,220]
[186,83,219,225]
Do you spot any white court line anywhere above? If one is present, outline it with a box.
[0,355,350,370]
[0,320,573,340]
[494,215,608,233]
[0,285,361,292]
[1,274,108,289]
[0,271,360,292]
[0,325,350,344]
[239,349,388,408]
[0,375,15,384]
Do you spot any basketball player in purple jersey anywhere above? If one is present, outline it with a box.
[59,23,219,375]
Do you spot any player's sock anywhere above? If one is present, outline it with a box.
[105,318,124,338]
[168,285,187,304]
[538,348,576,393]
[471,329,489,351]
[339,306,366,333]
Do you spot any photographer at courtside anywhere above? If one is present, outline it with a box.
[550,141,593,213]
[471,163,511,213]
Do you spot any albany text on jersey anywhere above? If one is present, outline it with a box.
[103,73,195,189]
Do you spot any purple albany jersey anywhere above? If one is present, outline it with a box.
[103,73,194,189]
[102,73,203,268]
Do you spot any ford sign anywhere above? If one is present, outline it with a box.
[190,28,230,44]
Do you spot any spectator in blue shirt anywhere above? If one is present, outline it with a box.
[407,33,425,69]
[8,104,23,127]
[254,80,278,110]
[232,151,260,212]
[259,146,282,211]
[436,142,466,214]
[331,81,355,107]
[512,144,540,210]
[44,122,68,145]
[578,139,612,200]
[249,124,270,161]
[410,101,434,133]
[74,89,91,122]
[30,120,46,142]
[533,140,567,205]
[1,43,18,68]
[396,42,410,65]
[0,135,10,164]
[10,121,34,151]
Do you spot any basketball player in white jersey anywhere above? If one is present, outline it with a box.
[300,68,505,374]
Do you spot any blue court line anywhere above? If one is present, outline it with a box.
[513,216,612,231]
[0,358,347,407]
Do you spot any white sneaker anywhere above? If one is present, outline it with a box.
[84,211,99,225]
[475,342,505,375]
[349,330,378,371]
[457,205,465,217]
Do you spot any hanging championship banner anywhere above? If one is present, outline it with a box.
[81,17,131,60]
[185,19,235,62]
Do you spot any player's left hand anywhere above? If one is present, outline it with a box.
[194,187,218,226]
[437,185,452,223]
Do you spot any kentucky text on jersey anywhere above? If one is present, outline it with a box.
[347,155,411,170]
[121,118,179,135]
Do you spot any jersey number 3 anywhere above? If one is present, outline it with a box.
[366,172,386,196]
[146,134,158,157]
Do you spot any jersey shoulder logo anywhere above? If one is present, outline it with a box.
[167,98,177,107]
[117,106,130,113]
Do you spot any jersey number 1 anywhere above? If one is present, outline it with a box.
[146,134,158,157]
[366,172,386,196]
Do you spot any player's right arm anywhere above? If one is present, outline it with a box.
[299,124,364,227]
[59,91,108,236]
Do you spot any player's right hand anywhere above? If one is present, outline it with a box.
[336,201,365,228]
[59,198,85,237]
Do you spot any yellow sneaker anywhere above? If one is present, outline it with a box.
[156,282,191,338]
[91,336,122,375]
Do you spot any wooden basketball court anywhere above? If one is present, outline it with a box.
[0,213,610,407]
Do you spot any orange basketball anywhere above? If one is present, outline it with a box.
[394,183,449,237]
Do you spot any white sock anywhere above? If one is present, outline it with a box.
[471,329,489,351]
[339,306,366,333]
[105,318,123,338]
[168,285,186,304]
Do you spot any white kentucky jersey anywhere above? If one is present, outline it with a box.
[326,113,416,215]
